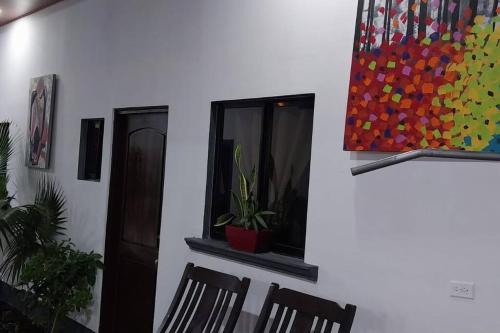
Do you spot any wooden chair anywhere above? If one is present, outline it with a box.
[254,284,356,333]
[158,263,250,333]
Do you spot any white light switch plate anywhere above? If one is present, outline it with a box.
[450,281,475,299]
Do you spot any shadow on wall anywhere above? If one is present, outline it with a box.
[351,306,389,333]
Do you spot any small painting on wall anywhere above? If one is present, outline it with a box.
[344,0,499,153]
[26,74,56,169]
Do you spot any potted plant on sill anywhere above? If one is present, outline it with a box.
[215,145,274,253]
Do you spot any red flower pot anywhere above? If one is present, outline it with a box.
[225,225,272,253]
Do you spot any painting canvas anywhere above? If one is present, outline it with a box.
[344,0,499,153]
[26,75,56,169]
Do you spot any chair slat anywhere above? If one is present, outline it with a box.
[212,291,233,332]
[223,278,250,333]
[158,263,193,333]
[170,280,198,332]
[313,318,325,333]
[290,312,314,333]
[269,305,285,333]
[205,290,226,332]
[178,282,204,331]
[278,308,293,333]
[186,285,220,332]
[324,320,333,333]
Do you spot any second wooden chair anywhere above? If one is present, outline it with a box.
[254,283,356,333]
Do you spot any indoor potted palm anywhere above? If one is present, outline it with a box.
[215,145,274,253]
[0,122,103,332]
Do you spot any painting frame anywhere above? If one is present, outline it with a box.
[26,74,57,169]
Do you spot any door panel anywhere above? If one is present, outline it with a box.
[100,108,168,333]
[123,128,165,248]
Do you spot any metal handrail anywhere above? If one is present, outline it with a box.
[351,149,500,176]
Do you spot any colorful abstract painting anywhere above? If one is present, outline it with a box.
[344,0,500,153]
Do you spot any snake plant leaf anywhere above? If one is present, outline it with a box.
[234,144,242,169]
[251,219,258,232]
[214,144,276,232]
[239,173,248,202]
[214,213,235,227]
[258,211,276,216]
[254,214,268,229]
[231,192,244,218]
[234,145,249,202]
[240,217,249,229]
[248,199,255,215]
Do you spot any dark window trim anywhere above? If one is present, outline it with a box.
[78,118,105,182]
[199,94,318,281]
[185,238,318,282]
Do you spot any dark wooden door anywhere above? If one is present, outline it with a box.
[100,107,168,333]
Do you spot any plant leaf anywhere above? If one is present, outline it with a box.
[234,144,242,170]
[0,176,67,281]
[231,192,244,218]
[239,174,248,202]
[255,214,268,229]
[258,211,276,216]
[251,219,258,232]
[214,213,235,227]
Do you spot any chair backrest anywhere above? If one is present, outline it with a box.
[158,263,250,333]
[254,284,356,333]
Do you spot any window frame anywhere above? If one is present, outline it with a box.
[203,94,315,258]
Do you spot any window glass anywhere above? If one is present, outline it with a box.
[208,95,314,258]
[268,102,313,255]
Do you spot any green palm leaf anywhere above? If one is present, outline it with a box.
[0,122,17,202]
[0,177,67,281]
[0,122,17,251]
[33,177,67,242]
[0,207,41,281]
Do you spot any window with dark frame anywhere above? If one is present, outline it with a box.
[204,94,314,258]
[78,118,104,181]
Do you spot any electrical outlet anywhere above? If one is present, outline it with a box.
[450,281,475,299]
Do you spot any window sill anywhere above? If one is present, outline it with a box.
[185,237,318,282]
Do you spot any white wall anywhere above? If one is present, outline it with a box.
[0,0,499,332]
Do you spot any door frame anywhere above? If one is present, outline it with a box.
[99,106,169,332]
